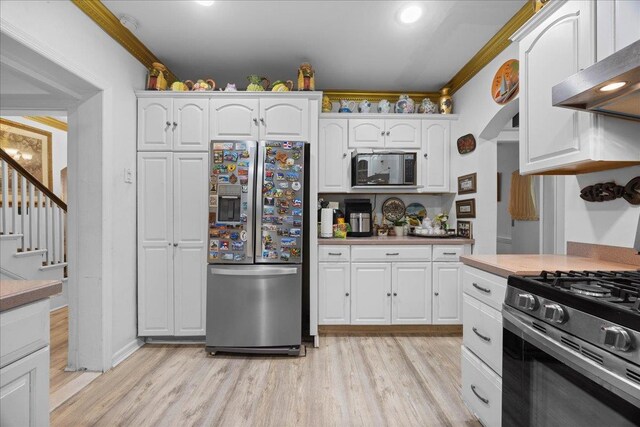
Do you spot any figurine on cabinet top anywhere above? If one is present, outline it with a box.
[247,75,270,91]
[271,80,294,92]
[185,79,216,91]
[146,62,168,91]
[297,63,315,91]
[322,95,333,112]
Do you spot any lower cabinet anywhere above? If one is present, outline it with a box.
[318,262,350,324]
[392,263,432,324]
[351,263,392,324]
[432,262,463,324]
[0,346,49,427]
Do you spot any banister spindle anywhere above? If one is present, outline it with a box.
[51,205,57,263]
[1,160,7,235]
[29,181,35,250]
[20,176,27,251]
[11,168,18,234]
[44,196,50,264]
[36,189,41,250]
[59,208,65,263]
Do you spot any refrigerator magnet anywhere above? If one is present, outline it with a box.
[238,168,248,176]
[232,241,244,251]
[276,172,285,181]
[290,248,301,257]
[240,176,248,185]
[218,175,230,183]
[213,142,233,150]
[230,232,240,240]
[233,254,245,261]
[292,182,301,191]
[240,230,248,241]
[282,141,292,149]
[278,199,289,207]
[223,151,238,162]
[209,240,219,250]
[286,158,295,167]
[229,174,238,184]
[293,219,302,227]
[280,251,291,261]
[222,253,234,261]
[290,228,301,237]
[209,251,219,259]
[281,238,296,247]
[238,160,250,168]
[292,152,301,160]
[227,163,236,172]
[278,182,289,189]
[292,208,302,217]
[242,185,248,193]
[213,151,223,164]
[241,150,250,159]
[220,241,230,251]
[292,199,302,207]
[235,142,246,150]
[264,197,275,206]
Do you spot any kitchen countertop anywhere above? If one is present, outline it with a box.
[0,280,62,312]
[318,236,475,245]
[460,254,639,278]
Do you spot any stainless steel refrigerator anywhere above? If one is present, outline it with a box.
[205,140,307,355]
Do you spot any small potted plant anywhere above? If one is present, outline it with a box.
[393,219,407,237]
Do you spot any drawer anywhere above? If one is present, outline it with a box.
[351,245,431,262]
[461,345,502,427]
[0,299,49,369]
[463,294,502,375]
[463,266,507,311]
[318,246,350,262]
[432,245,465,261]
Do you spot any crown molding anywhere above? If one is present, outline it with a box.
[323,91,440,103]
[71,0,178,83]
[443,1,537,95]
[23,116,68,132]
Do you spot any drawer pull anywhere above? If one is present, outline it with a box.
[472,283,491,294]
[471,384,489,404]
[328,252,343,256]
[472,327,491,343]
[442,252,457,255]
[386,252,400,256]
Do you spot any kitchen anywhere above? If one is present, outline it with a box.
[0,0,639,426]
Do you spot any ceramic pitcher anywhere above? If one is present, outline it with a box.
[339,100,356,113]
[378,99,391,113]
[358,100,372,113]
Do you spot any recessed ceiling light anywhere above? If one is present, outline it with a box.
[599,81,627,92]
[195,1,215,6]
[399,5,423,24]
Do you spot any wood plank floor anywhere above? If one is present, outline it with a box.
[52,335,480,427]
[50,307,84,393]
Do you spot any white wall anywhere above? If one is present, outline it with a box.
[1,1,146,369]
[450,43,520,254]
[565,165,640,248]
[2,116,67,198]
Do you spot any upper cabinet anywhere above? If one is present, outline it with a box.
[259,98,309,141]
[348,118,420,149]
[421,120,450,192]
[138,98,209,151]
[596,0,640,61]
[319,119,350,192]
[210,99,260,140]
[513,0,640,174]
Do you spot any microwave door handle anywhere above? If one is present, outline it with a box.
[502,306,640,408]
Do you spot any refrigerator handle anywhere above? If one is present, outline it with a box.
[211,267,297,276]
[254,142,265,262]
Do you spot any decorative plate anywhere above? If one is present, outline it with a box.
[457,134,476,154]
[382,197,406,222]
[492,59,519,105]
[405,202,427,220]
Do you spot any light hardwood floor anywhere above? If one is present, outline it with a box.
[52,335,480,427]
[50,307,83,393]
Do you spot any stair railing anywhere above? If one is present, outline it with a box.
[0,148,67,267]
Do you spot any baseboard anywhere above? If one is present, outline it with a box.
[50,304,68,313]
[111,338,144,368]
[318,324,463,335]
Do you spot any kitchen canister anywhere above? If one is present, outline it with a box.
[320,208,334,238]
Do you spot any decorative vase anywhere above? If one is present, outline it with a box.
[393,226,405,237]
[247,75,270,91]
[418,98,438,114]
[378,99,391,113]
[395,94,415,113]
[439,88,453,114]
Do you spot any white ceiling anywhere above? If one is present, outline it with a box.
[102,0,526,91]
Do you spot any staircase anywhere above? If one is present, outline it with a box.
[0,148,67,308]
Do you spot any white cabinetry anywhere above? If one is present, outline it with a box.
[432,262,463,324]
[513,0,640,174]
[392,262,432,324]
[318,263,351,324]
[319,119,349,192]
[421,120,450,192]
[348,119,420,149]
[138,98,209,151]
[210,97,309,141]
[596,0,640,60]
[137,152,208,336]
[351,263,392,324]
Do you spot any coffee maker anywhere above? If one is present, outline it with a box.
[345,199,373,237]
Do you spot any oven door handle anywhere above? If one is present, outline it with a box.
[503,305,640,408]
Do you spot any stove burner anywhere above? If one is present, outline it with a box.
[570,282,612,298]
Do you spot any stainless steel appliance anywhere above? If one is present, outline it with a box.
[344,199,373,237]
[206,140,308,355]
[553,39,640,121]
[351,152,417,187]
[502,270,640,426]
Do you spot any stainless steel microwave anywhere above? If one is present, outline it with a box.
[351,152,417,186]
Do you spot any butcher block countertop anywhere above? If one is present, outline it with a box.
[0,280,62,312]
[318,236,475,245]
[460,254,639,278]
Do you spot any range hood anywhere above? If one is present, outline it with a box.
[552,39,639,121]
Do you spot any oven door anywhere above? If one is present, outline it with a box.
[502,305,640,427]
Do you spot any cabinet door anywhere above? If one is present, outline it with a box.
[391,262,432,324]
[421,120,450,192]
[0,346,49,427]
[318,263,350,324]
[259,98,309,141]
[519,1,594,173]
[432,262,463,324]
[319,119,349,192]
[138,98,172,151]
[351,263,391,324]
[210,98,259,140]
[348,119,385,148]
[173,98,209,151]
[597,0,640,60]
[137,152,174,336]
[173,153,208,336]
[385,119,421,149]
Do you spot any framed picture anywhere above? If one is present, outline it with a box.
[458,173,477,194]
[0,118,53,191]
[456,198,476,219]
[457,220,473,239]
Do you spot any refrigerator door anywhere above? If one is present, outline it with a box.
[255,141,305,264]
[208,141,256,264]
[206,264,302,351]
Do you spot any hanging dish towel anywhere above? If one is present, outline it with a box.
[509,170,539,221]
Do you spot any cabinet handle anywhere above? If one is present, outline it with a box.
[165,121,171,127]
[424,153,428,159]
[472,283,491,294]
[253,118,258,125]
[387,292,391,297]
[328,252,342,256]
[393,292,397,296]
[345,292,350,297]
[172,121,178,128]
[260,118,265,125]
[434,292,439,296]
[386,252,399,256]
[342,153,347,158]
[471,385,489,404]
[443,252,457,255]
[386,131,390,136]
[381,131,385,136]
[173,243,178,247]
[472,327,491,342]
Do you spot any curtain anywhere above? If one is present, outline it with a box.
[509,170,538,221]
